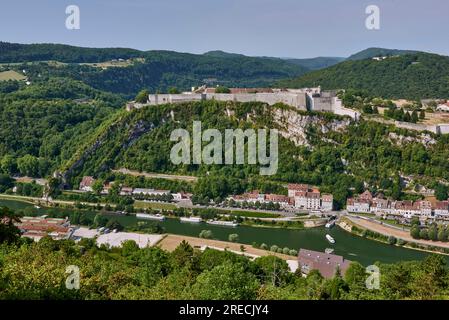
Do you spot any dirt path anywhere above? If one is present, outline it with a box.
[113,168,198,182]
[346,215,449,249]
[158,234,293,260]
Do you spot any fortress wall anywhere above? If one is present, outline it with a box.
[255,92,307,110]
[233,93,258,103]
[334,106,360,120]
[148,93,204,105]
[206,92,307,110]
[311,97,333,112]
[394,121,437,133]
[207,93,237,102]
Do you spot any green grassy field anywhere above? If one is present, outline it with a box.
[216,208,280,219]
[0,70,26,81]
[134,200,177,210]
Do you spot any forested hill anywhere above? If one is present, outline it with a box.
[277,52,449,100]
[283,57,345,70]
[0,42,309,95]
[346,47,420,61]
[52,99,449,209]
[0,42,142,63]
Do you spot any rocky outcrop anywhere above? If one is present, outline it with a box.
[271,108,351,146]
[388,132,437,147]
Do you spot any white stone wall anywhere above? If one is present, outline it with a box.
[437,124,449,135]
[147,93,204,105]
[206,92,307,110]
[347,203,370,213]
[321,200,333,211]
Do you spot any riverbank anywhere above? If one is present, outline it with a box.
[342,215,449,255]
[158,234,294,261]
[0,193,310,230]
[0,197,439,265]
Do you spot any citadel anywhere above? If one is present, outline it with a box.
[126,86,360,120]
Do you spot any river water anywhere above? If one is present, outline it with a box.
[1,198,442,266]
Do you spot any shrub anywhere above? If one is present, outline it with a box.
[199,230,214,239]
[388,236,397,245]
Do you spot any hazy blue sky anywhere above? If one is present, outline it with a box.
[0,0,448,58]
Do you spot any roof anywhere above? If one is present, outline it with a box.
[298,249,351,279]
[264,194,290,202]
[80,176,95,187]
[16,216,71,239]
[359,190,373,201]
[435,200,449,210]
[288,183,310,191]
[395,200,419,211]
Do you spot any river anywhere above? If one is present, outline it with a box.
[0,198,443,266]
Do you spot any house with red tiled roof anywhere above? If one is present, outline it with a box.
[287,184,310,197]
[294,190,321,210]
[79,176,95,192]
[434,200,449,217]
[346,198,371,213]
[16,216,72,241]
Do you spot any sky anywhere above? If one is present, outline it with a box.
[0,0,448,58]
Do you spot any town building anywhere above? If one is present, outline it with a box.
[287,184,310,197]
[232,190,266,203]
[394,201,421,218]
[100,182,114,195]
[229,185,333,212]
[264,194,292,208]
[294,189,321,210]
[230,191,290,207]
[16,216,72,241]
[321,194,334,211]
[297,249,352,279]
[346,191,374,213]
[347,190,448,218]
[79,176,95,192]
[132,188,170,196]
[435,200,449,217]
[346,198,371,213]
[172,192,193,201]
[371,196,394,215]
[119,186,134,196]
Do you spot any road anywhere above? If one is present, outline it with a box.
[345,214,449,250]
[113,168,198,182]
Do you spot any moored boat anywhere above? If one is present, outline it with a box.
[325,220,335,228]
[206,219,239,227]
[180,216,203,223]
[326,234,335,244]
[136,213,166,221]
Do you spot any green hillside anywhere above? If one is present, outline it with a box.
[277,52,449,99]
[347,47,420,61]
[0,42,308,96]
[48,99,449,209]
[284,56,345,70]
[0,42,142,63]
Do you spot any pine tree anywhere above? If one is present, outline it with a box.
[411,110,419,123]
[419,109,426,119]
